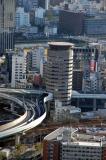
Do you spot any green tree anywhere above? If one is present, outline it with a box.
[0,152,6,160]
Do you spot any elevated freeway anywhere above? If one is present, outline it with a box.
[72,91,106,100]
[0,88,106,100]
[0,88,105,139]
[15,35,98,45]
[0,90,53,139]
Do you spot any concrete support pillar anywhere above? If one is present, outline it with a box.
[10,102,14,112]
[36,99,38,106]
[45,101,51,118]
[77,99,79,107]
[93,99,97,111]
[15,134,21,145]
[31,95,33,102]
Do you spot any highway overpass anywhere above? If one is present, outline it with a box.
[0,91,53,139]
[0,88,106,99]
[0,88,105,139]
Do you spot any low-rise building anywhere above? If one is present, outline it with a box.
[53,100,81,122]
[43,127,106,160]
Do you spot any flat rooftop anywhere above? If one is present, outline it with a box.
[62,141,101,147]
[44,127,106,147]
[48,42,74,47]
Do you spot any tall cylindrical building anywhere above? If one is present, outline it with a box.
[45,42,74,107]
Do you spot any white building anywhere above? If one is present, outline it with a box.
[16,7,30,29]
[27,47,45,72]
[11,50,27,88]
[44,25,57,36]
[35,7,45,19]
[53,100,81,122]
[32,47,44,70]
[43,127,106,160]
[90,73,98,93]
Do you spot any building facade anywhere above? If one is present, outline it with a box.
[43,127,106,160]
[72,70,83,91]
[84,17,106,36]
[0,0,15,55]
[11,50,26,88]
[73,44,101,93]
[16,7,30,29]
[26,47,44,72]
[45,42,74,107]
[58,10,84,35]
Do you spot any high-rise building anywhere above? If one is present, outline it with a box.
[38,0,49,10]
[0,0,15,29]
[0,0,15,55]
[38,0,45,9]
[24,0,38,10]
[45,0,49,10]
[84,17,106,36]
[11,50,26,88]
[73,45,100,93]
[104,0,106,10]
[33,0,38,8]
[5,50,14,83]
[101,0,106,10]
[58,10,84,35]
[26,47,44,72]
[16,0,23,7]
[72,70,83,91]
[16,7,30,29]
[45,42,74,107]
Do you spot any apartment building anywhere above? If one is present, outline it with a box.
[43,127,106,160]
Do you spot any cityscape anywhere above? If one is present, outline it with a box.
[1,0,106,159]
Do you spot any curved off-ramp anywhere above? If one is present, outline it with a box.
[0,92,53,139]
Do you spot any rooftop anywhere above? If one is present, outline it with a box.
[44,127,106,147]
[48,42,74,47]
[62,141,101,147]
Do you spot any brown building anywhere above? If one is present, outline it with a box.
[45,42,74,107]
[43,140,60,160]
[43,127,106,160]
[58,10,84,35]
